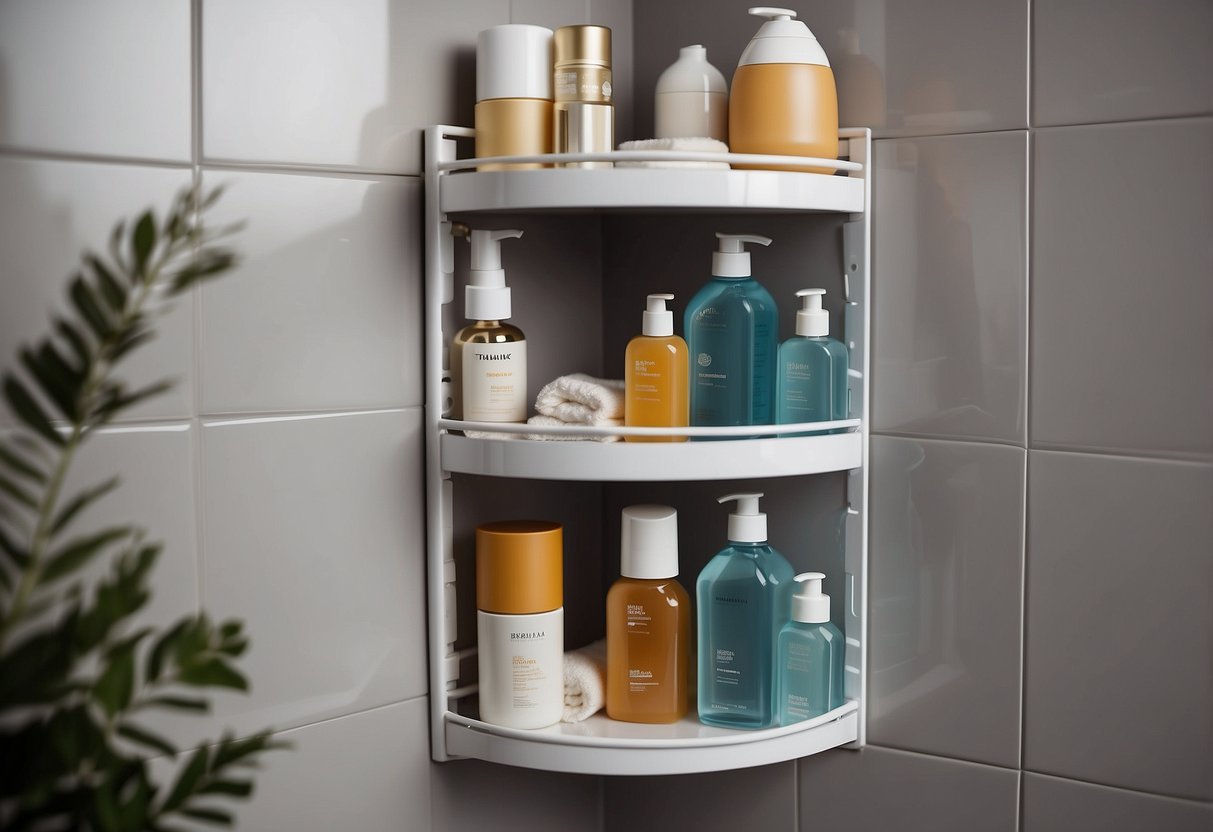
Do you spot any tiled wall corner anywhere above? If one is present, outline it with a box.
[605,763,796,832]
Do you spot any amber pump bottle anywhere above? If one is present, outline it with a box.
[607,505,690,724]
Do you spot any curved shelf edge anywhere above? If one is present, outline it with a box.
[440,431,862,481]
[444,704,858,776]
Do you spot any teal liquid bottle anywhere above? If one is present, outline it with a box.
[778,572,845,725]
[696,493,795,729]
[776,288,849,433]
[684,233,779,432]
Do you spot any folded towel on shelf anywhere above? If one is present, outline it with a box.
[534,374,625,425]
[563,639,607,723]
[524,414,622,442]
[615,137,730,169]
[461,429,522,440]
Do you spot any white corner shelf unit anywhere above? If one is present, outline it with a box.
[423,125,871,776]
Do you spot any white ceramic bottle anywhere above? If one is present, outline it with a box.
[476,520,564,730]
[654,44,728,142]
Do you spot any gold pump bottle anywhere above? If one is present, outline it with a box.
[729,7,839,173]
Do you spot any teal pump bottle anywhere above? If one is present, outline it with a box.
[684,233,778,429]
[777,572,845,725]
[696,493,795,729]
[776,288,849,430]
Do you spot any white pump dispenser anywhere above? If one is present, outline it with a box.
[642,293,675,337]
[466,229,523,321]
[718,492,767,543]
[712,232,773,278]
[790,572,830,623]
[795,288,829,337]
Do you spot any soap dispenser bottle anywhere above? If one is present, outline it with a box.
[451,229,527,422]
[625,293,688,442]
[606,505,691,724]
[729,7,839,173]
[684,233,779,430]
[776,288,849,429]
[696,492,795,729]
[777,572,844,725]
[654,44,728,142]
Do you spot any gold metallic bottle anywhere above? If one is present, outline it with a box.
[553,25,613,168]
[475,24,553,170]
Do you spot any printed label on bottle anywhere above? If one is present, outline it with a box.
[625,603,657,694]
[463,341,526,422]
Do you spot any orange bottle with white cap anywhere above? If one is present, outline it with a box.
[476,520,564,729]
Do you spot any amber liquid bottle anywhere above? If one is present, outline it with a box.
[606,505,690,724]
[624,293,688,442]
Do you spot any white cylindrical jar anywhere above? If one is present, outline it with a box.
[476,521,564,729]
[655,44,728,142]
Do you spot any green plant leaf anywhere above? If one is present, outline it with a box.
[147,618,190,682]
[0,441,48,483]
[177,658,247,692]
[51,475,120,535]
[94,640,137,718]
[132,210,157,277]
[170,249,236,294]
[0,470,38,509]
[88,254,129,313]
[211,731,286,770]
[4,375,65,447]
[117,723,177,757]
[161,745,209,813]
[197,779,252,798]
[70,274,114,340]
[43,526,131,584]
[20,343,80,421]
[110,324,155,363]
[140,694,209,713]
[54,315,93,370]
[95,379,174,424]
[179,806,234,827]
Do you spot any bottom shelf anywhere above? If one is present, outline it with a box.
[443,700,858,776]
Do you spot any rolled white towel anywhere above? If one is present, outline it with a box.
[525,414,621,442]
[616,137,730,169]
[563,639,607,723]
[534,374,624,425]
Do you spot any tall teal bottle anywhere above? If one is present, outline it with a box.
[775,288,849,431]
[684,233,778,430]
[697,492,795,729]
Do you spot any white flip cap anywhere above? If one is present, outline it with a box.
[642,293,675,336]
[795,288,829,337]
[719,492,767,543]
[791,572,830,623]
[738,7,830,68]
[713,232,773,278]
[655,45,728,96]
[621,504,680,579]
[477,24,554,101]
[466,229,523,321]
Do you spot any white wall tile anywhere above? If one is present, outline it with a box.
[199,170,420,415]
[873,132,1027,444]
[200,410,426,737]
[0,158,195,425]
[202,0,509,173]
[0,0,192,161]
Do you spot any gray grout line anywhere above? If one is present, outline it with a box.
[866,742,1022,774]
[871,430,1027,451]
[200,158,421,180]
[1028,443,1213,467]
[0,145,191,170]
[1032,112,1213,132]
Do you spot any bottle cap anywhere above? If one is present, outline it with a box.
[795,288,829,337]
[642,293,675,337]
[620,505,679,579]
[713,232,773,278]
[655,45,727,96]
[719,492,767,543]
[791,572,831,623]
[476,25,554,101]
[476,520,563,614]
[466,229,523,321]
[738,7,830,68]
[554,25,612,69]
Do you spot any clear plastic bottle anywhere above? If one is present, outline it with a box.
[777,572,844,725]
[696,493,795,729]
[775,288,849,431]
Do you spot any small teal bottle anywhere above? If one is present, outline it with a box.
[776,288,849,432]
[684,233,778,431]
[778,572,845,725]
[696,492,795,729]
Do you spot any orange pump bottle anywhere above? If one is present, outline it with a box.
[606,505,690,724]
[624,293,688,442]
[729,7,839,174]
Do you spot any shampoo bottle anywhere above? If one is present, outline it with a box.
[684,233,779,430]
[776,289,849,430]
[777,572,844,725]
[451,229,527,422]
[696,493,795,729]
[625,293,688,442]
[606,505,690,724]
[476,521,564,730]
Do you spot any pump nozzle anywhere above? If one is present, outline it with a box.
[795,288,829,337]
[642,293,675,337]
[718,492,767,543]
[791,571,831,623]
[713,232,773,278]
[749,7,797,20]
[465,228,523,321]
